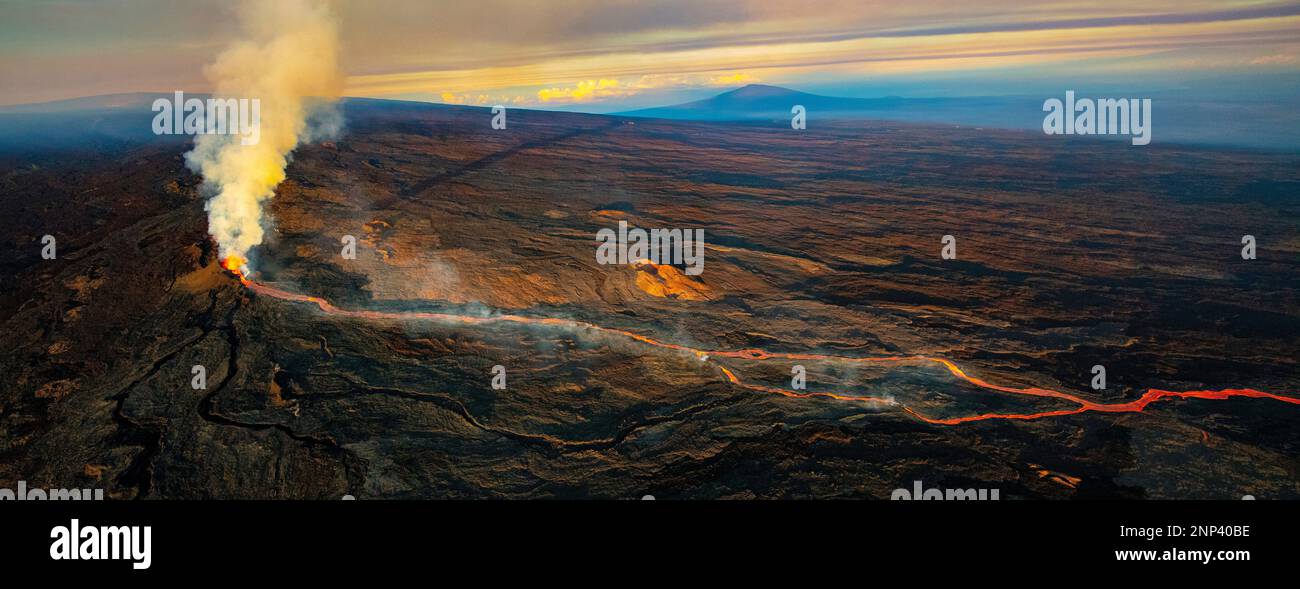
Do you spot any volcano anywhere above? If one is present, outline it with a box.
[618,84,932,120]
[2,96,1299,499]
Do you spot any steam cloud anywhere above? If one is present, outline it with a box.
[186,0,343,267]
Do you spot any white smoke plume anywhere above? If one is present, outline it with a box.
[186,0,343,269]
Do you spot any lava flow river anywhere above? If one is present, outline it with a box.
[238,275,1300,426]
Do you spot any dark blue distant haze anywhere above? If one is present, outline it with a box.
[3,84,1296,153]
[617,84,1300,151]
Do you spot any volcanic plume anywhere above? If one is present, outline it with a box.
[185,0,343,272]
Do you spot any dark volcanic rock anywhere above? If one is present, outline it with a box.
[2,101,1298,498]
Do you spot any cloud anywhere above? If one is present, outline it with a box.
[4,0,1299,106]
[440,91,526,105]
[537,79,626,102]
[1250,53,1300,66]
[532,72,762,104]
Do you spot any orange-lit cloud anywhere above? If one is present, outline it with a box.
[537,79,624,102]
[528,72,764,104]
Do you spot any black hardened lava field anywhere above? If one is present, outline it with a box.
[4,98,1298,499]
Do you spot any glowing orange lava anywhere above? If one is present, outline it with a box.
[239,278,1300,426]
[220,256,251,285]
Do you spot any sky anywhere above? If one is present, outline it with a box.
[1,0,1299,109]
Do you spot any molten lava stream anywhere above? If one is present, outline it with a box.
[220,256,252,286]
[227,265,1300,426]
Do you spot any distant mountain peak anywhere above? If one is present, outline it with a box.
[720,84,805,98]
[617,84,860,120]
